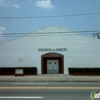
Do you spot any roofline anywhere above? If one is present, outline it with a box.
[0,25,100,45]
[29,25,77,33]
[0,34,29,45]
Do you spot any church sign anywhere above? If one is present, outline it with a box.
[38,48,67,51]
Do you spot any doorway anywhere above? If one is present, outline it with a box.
[41,53,64,74]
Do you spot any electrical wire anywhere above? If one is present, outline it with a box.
[2,30,100,35]
[0,30,100,37]
[0,12,100,19]
[0,34,99,37]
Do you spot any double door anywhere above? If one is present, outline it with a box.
[47,60,59,74]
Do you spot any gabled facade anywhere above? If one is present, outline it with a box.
[0,25,100,74]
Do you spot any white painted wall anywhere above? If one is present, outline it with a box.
[0,25,100,74]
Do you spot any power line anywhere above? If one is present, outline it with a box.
[2,30,100,35]
[1,33,99,37]
[0,12,100,19]
[0,30,100,37]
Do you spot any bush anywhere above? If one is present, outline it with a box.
[0,68,15,75]
[24,67,37,73]
[68,68,100,76]
[0,67,37,75]
[68,68,100,73]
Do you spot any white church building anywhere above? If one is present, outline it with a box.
[0,25,100,75]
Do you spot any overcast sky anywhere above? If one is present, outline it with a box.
[0,0,100,42]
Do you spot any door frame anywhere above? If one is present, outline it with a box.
[41,52,64,74]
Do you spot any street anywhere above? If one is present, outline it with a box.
[0,82,100,100]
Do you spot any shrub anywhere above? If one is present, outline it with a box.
[68,68,100,73]
[0,67,37,75]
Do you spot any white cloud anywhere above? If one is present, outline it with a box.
[13,3,20,8]
[0,27,6,31]
[0,0,20,9]
[0,26,6,38]
[35,0,54,9]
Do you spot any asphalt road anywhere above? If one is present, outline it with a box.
[0,82,100,87]
[0,82,100,100]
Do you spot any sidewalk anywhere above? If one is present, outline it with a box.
[0,74,100,82]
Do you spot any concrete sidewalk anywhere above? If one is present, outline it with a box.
[0,74,100,82]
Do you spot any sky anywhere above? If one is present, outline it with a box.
[0,0,100,42]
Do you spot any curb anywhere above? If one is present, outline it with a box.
[0,75,100,82]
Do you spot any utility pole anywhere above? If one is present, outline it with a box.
[93,33,100,39]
